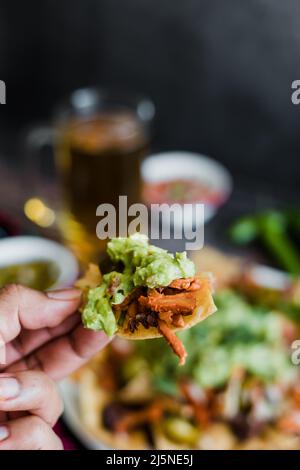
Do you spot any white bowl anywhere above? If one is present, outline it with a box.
[0,236,79,290]
[141,151,232,224]
[59,379,108,450]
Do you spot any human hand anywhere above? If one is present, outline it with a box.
[0,284,111,449]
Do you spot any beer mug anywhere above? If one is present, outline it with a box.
[25,88,155,264]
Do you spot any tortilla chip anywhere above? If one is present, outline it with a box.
[75,263,102,291]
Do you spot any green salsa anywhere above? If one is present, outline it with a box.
[0,261,59,291]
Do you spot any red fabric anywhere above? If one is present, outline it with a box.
[54,420,81,450]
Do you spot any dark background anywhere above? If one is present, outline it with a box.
[0,0,300,193]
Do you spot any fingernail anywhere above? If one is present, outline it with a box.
[0,425,9,441]
[47,289,82,301]
[0,377,20,400]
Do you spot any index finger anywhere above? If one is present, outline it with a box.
[0,284,82,347]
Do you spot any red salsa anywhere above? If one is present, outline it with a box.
[142,178,225,205]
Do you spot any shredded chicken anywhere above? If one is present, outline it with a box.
[139,291,197,314]
[158,319,187,365]
[111,275,212,365]
[157,310,173,324]
[158,311,185,328]
[173,313,185,328]
[169,276,202,291]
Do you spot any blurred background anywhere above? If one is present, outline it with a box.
[1,0,300,192]
[1,0,300,451]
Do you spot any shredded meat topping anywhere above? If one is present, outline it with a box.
[158,310,185,328]
[139,291,197,314]
[172,313,185,328]
[157,310,174,324]
[169,276,202,291]
[158,319,187,365]
[112,276,205,365]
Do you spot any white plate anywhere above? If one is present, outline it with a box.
[0,236,79,290]
[59,379,109,449]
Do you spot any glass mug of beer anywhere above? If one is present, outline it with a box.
[25,88,155,264]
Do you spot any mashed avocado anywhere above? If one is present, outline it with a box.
[134,290,297,391]
[107,233,195,288]
[82,234,195,336]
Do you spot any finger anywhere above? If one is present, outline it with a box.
[0,284,81,346]
[7,326,111,381]
[0,416,63,450]
[1,313,81,369]
[0,371,63,426]
[38,327,112,381]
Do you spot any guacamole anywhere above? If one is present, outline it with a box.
[82,234,195,336]
[133,290,297,391]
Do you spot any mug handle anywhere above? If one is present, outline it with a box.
[24,125,58,228]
